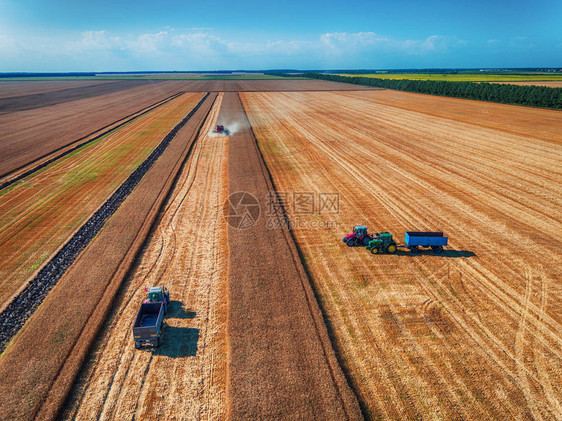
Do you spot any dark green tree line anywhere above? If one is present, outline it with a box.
[265,72,562,110]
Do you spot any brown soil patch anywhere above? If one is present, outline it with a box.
[0,93,217,420]
[0,79,372,178]
[0,81,189,177]
[63,93,228,419]
[0,80,166,113]
[0,80,114,100]
[224,92,362,419]
[241,91,562,419]
[0,92,183,188]
[0,93,204,311]
[178,79,378,92]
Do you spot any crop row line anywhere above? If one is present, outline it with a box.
[0,92,210,353]
[0,91,184,190]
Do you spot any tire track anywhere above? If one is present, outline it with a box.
[64,93,228,420]
[535,271,562,418]
[0,91,183,188]
[514,271,541,419]
[0,93,205,315]
[0,93,210,354]
[225,92,362,420]
[241,91,561,419]
[0,92,218,420]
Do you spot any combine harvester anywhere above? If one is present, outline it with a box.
[212,125,230,136]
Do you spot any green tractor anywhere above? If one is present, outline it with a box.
[366,232,398,254]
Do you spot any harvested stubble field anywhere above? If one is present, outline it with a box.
[0,92,204,311]
[1,78,560,420]
[0,92,217,420]
[223,92,361,419]
[0,79,374,179]
[241,90,562,419]
[61,90,362,420]
[63,94,229,419]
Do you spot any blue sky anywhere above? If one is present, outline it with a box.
[0,0,560,71]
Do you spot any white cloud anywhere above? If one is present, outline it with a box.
[320,31,385,49]
[400,35,448,54]
[0,29,468,71]
[0,34,17,55]
[66,30,123,53]
[130,31,168,52]
[171,32,228,54]
[318,32,451,57]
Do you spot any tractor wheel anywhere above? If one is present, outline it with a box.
[362,237,371,246]
[347,239,356,247]
[386,244,397,253]
[410,246,418,253]
[432,246,444,254]
[370,247,379,254]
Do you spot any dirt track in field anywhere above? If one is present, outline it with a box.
[0,93,203,311]
[63,94,229,420]
[0,93,217,421]
[242,90,562,419]
[224,92,362,419]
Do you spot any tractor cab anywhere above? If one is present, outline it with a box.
[343,225,373,246]
[144,286,170,314]
[354,225,368,236]
[146,287,165,303]
[366,232,397,254]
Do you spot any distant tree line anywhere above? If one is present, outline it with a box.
[0,72,97,78]
[266,72,562,110]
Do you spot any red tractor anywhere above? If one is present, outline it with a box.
[342,225,374,247]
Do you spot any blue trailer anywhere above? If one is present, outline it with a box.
[405,231,448,254]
